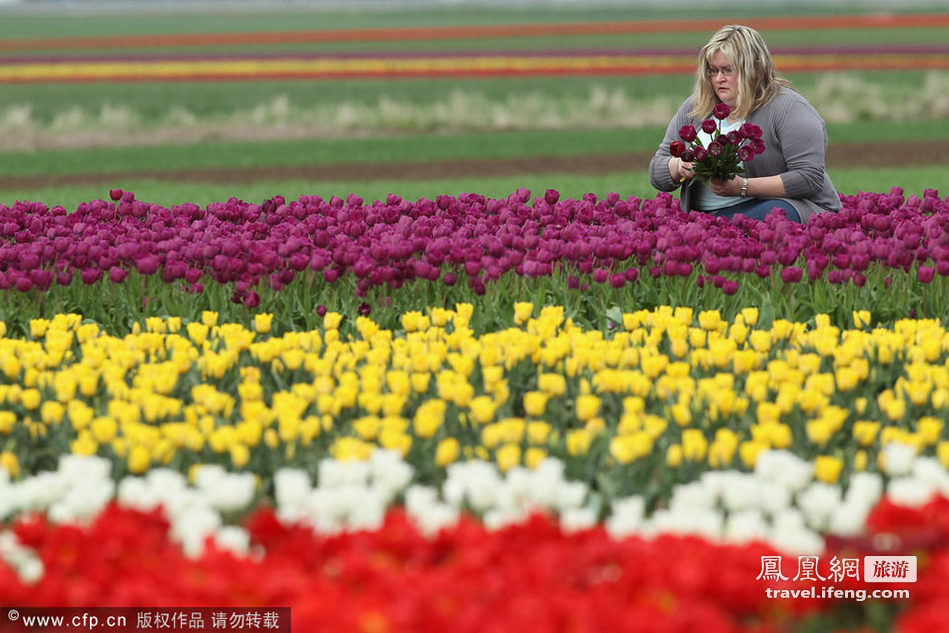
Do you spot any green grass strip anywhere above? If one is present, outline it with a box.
[2,165,947,211]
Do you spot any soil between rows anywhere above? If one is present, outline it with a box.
[0,139,939,190]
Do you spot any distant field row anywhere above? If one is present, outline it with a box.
[0,6,940,40]
[2,120,949,178]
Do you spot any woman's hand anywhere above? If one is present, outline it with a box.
[709,176,741,197]
[668,157,695,183]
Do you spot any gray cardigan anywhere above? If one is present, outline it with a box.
[648,87,841,222]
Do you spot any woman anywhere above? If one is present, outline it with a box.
[649,25,840,223]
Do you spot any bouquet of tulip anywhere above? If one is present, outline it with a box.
[669,103,765,183]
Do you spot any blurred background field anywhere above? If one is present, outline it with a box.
[1,0,949,207]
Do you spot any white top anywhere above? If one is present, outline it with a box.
[691,118,745,211]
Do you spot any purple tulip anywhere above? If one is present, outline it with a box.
[701,119,718,134]
[81,267,102,285]
[712,103,731,120]
[678,124,697,143]
[708,140,724,157]
[109,266,128,284]
[918,266,936,283]
[780,267,803,283]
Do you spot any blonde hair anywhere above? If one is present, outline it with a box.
[689,24,793,121]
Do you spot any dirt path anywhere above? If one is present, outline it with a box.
[0,139,941,190]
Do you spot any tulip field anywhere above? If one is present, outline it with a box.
[3,3,949,633]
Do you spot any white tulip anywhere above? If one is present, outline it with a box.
[441,477,466,509]
[845,472,883,508]
[669,481,716,513]
[881,442,917,477]
[319,458,369,488]
[605,496,645,539]
[912,457,949,489]
[414,503,459,537]
[771,508,807,533]
[172,507,222,558]
[757,481,792,516]
[887,476,937,508]
[214,526,251,557]
[560,507,598,533]
[828,501,870,537]
[721,474,764,512]
[723,509,769,544]
[203,473,256,514]
[274,468,312,510]
[145,468,187,494]
[404,485,439,517]
[554,481,588,512]
[797,482,842,530]
[193,464,228,491]
[755,450,812,492]
[18,557,44,585]
[769,526,824,556]
[483,508,525,531]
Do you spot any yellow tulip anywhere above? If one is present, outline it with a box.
[739,440,768,468]
[496,443,521,472]
[230,443,251,469]
[814,455,844,484]
[854,450,868,472]
[29,319,49,339]
[525,447,547,470]
[566,428,593,456]
[201,311,219,327]
[435,437,460,467]
[523,391,548,418]
[20,388,40,411]
[91,416,118,444]
[806,419,835,446]
[697,310,722,332]
[413,400,446,438]
[254,313,273,334]
[666,444,683,468]
[0,450,20,477]
[127,445,150,474]
[835,367,860,392]
[575,394,600,422]
[513,302,534,326]
[852,310,871,329]
[917,417,943,446]
[681,429,708,462]
[537,373,566,397]
[0,411,14,434]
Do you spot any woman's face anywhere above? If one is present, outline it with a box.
[707,50,739,109]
